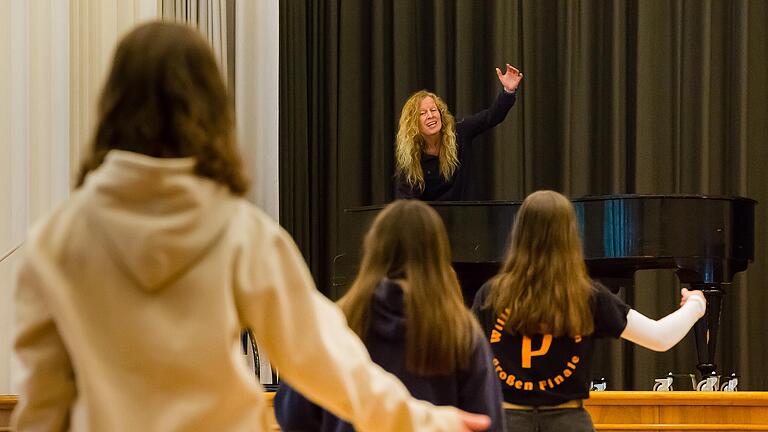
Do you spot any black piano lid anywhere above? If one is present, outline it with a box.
[341,194,756,281]
[347,194,756,211]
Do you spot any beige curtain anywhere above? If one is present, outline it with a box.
[236,0,280,220]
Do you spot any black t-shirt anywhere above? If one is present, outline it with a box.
[471,282,630,406]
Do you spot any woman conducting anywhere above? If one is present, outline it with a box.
[395,64,523,201]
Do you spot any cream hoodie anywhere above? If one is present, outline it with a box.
[12,150,461,432]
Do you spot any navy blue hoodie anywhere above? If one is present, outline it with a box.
[274,278,505,431]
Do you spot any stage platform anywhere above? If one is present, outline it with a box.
[0,396,14,432]
[586,391,768,431]
[2,391,767,431]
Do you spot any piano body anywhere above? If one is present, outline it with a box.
[333,195,756,378]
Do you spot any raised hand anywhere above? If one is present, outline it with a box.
[495,63,524,93]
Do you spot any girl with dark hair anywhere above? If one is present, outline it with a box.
[472,190,706,432]
[275,200,504,431]
[12,21,490,432]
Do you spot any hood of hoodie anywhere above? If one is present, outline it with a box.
[370,278,408,341]
[79,150,238,292]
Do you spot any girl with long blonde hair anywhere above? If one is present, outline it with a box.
[276,200,505,431]
[395,64,523,201]
[472,190,707,432]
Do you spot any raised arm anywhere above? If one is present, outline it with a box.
[458,64,523,140]
[235,208,489,432]
[620,288,707,352]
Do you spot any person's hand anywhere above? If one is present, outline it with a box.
[495,63,524,93]
[456,409,491,431]
[680,288,705,308]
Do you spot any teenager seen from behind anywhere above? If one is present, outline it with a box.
[12,21,490,432]
[472,190,706,432]
[276,200,504,431]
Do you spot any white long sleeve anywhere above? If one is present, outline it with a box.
[620,295,706,352]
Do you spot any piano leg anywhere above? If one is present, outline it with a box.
[692,285,724,377]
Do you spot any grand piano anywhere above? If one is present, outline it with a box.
[332,195,756,380]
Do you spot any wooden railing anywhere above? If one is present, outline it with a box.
[585,391,768,431]
[3,391,768,431]
[0,396,15,432]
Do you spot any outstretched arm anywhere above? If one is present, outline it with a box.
[620,288,706,352]
[456,64,523,141]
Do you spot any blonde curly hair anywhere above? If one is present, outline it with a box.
[395,91,459,191]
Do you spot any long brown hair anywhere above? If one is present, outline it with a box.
[338,200,478,375]
[76,21,247,195]
[486,191,595,337]
[395,91,459,191]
